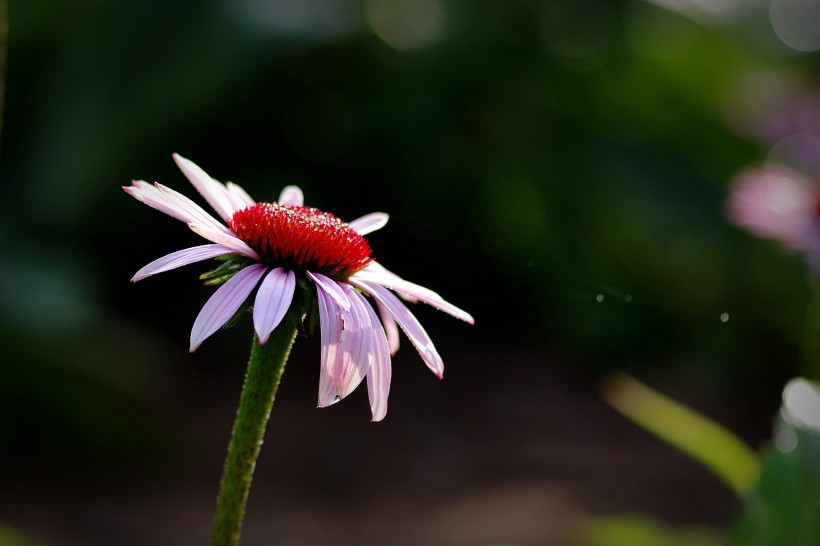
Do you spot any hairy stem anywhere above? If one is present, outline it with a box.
[211,325,298,546]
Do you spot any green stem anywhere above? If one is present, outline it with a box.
[211,324,298,546]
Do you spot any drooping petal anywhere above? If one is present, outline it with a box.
[354,291,392,421]
[226,182,256,208]
[190,264,267,352]
[253,268,296,344]
[307,271,351,311]
[350,279,445,378]
[333,284,375,400]
[348,212,389,236]
[132,244,237,282]
[360,261,417,302]
[173,153,238,221]
[375,299,400,355]
[188,223,261,260]
[315,280,344,407]
[278,185,304,206]
[352,267,474,324]
[124,181,228,235]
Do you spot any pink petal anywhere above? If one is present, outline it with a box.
[190,264,267,352]
[348,212,389,236]
[360,261,418,302]
[124,181,227,234]
[132,244,236,282]
[173,153,238,221]
[188,223,260,260]
[315,281,344,407]
[352,267,474,324]
[253,268,296,344]
[278,185,304,206]
[350,279,445,378]
[333,284,372,400]
[353,291,392,422]
[124,182,187,222]
[307,271,351,311]
[226,182,256,208]
[375,299,400,355]
[154,183,232,234]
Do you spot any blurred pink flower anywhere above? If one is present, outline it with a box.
[727,164,820,271]
[124,154,473,420]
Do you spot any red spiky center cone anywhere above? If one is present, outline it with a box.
[229,203,373,280]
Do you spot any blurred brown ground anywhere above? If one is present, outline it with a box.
[1,344,740,546]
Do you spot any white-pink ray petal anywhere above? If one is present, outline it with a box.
[375,300,400,355]
[190,264,267,352]
[354,291,392,422]
[222,188,250,213]
[307,271,351,311]
[253,268,296,344]
[278,185,303,206]
[173,153,237,221]
[315,282,344,407]
[154,183,233,234]
[132,244,236,282]
[360,261,417,302]
[350,279,445,378]
[352,268,474,324]
[188,223,261,260]
[226,182,256,208]
[125,182,226,234]
[333,284,373,400]
[348,212,389,236]
[124,182,186,222]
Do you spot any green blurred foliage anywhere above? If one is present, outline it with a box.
[0,523,45,546]
[1,0,818,501]
[577,514,724,546]
[729,418,820,545]
[587,377,820,546]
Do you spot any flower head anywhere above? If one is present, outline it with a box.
[727,164,820,272]
[124,154,473,420]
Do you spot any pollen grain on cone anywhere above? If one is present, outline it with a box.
[229,202,373,279]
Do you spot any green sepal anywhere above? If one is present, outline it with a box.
[214,253,242,262]
[200,256,253,287]
[285,278,318,336]
[302,284,319,337]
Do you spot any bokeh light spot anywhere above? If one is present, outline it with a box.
[366,0,446,51]
[782,378,820,430]
[771,0,820,52]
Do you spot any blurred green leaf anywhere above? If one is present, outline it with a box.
[602,373,760,496]
[0,523,45,546]
[577,515,724,546]
[728,385,820,546]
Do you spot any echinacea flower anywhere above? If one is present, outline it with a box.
[124,154,473,420]
[727,164,820,272]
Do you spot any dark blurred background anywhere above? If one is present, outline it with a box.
[1,0,819,544]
